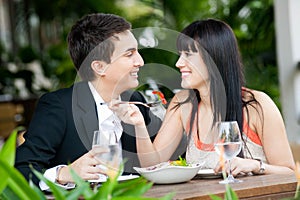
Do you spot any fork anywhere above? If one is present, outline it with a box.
[121,100,161,108]
[101,100,161,108]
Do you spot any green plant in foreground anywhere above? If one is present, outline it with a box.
[209,167,239,200]
[294,162,300,199]
[0,128,174,200]
[209,184,239,200]
[209,140,239,200]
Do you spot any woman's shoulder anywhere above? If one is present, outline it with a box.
[242,87,274,105]
[242,87,281,123]
[173,89,189,99]
[242,87,279,137]
[168,89,191,111]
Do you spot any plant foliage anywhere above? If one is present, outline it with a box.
[0,128,173,200]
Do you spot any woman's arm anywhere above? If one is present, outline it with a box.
[111,93,186,167]
[229,90,295,175]
[137,96,185,167]
[254,90,295,173]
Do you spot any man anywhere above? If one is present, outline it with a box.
[15,13,161,189]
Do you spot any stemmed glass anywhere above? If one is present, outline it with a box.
[92,129,123,181]
[214,121,243,184]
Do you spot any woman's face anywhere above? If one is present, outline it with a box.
[175,50,209,90]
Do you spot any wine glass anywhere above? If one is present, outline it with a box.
[214,121,243,184]
[92,129,123,181]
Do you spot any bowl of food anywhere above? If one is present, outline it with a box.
[133,158,202,184]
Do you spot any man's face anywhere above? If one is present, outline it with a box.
[103,30,144,94]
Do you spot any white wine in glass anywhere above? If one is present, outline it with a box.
[92,130,123,181]
[214,121,242,184]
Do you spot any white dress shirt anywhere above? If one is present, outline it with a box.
[88,82,123,141]
[39,82,123,190]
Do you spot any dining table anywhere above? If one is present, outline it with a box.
[145,173,297,200]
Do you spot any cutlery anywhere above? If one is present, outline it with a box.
[125,101,161,108]
[100,100,161,108]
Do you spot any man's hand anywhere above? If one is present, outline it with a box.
[57,147,108,184]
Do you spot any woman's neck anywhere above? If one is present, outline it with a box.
[197,87,211,107]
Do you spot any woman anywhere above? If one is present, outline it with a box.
[111,19,295,175]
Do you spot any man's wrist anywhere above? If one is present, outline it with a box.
[40,165,75,190]
[55,166,68,185]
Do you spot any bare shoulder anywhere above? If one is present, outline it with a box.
[174,89,189,97]
[172,89,190,102]
[169,90,192,128]
[243,87,274,105]
[243,87,280,116]
[243,87,284,137]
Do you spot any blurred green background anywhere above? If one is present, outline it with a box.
[0,0,279,107]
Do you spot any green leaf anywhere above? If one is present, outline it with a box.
[0,160,40,200]
[68,168,93,199]
[0,161,9,194]
[113,177,147,192]
[112,177,146,196]
[113,179,153,197]
[178,156,187,166]
[0,127,19,165]
[66,186,90,200]
[157,192,175,200]
[0,129,18,194]
[32,168,68,200]
[1,186,21,200]
[224,184,239,200]
[29,180,48,200]
[113,177,153,197]
[209,184,239,200]
[93,177,117,200]
[209,194,223,200]
[111,193,174,200]
[6,178,32,200]
[66,185,88,200]
[112,197,157,200]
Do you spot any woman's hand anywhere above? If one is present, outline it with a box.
[109,100,145,127]
[214,157,260,176]
[229,157,260,176]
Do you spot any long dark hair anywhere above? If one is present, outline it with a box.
[175,19,261,157]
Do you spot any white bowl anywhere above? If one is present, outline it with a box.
[133,162,202,184]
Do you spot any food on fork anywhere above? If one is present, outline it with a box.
[152,90,167,105]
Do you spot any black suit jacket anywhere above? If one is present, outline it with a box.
[15,81,162,185]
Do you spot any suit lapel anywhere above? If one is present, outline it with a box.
[72,82,98,150]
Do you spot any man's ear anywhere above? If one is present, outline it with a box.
[91,60,107,76]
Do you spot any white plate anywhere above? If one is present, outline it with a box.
[88,174,139,183]
[117,174,139,181]
[133,163,202,184]
[197,169,222,179]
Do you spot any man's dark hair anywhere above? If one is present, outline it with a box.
[67,13,131,81]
